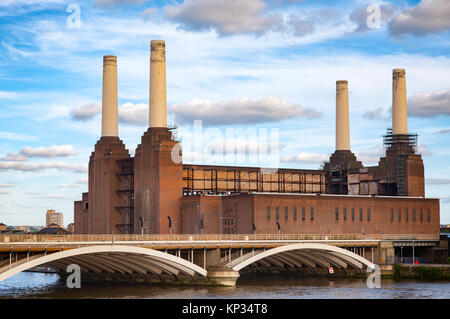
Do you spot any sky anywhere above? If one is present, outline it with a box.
[0,0,449,226]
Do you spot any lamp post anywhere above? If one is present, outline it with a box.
[139,217,144,235]
[168,216,173,235]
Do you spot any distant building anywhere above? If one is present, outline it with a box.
[67,223,74,234]
[37,224,69,235]
[46,209,63,228]
[14,226,30,232]
[0,223,7,232]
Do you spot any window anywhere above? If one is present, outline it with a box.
[267,207,271,220]
[352,208,355,221]
[398,209,401,222]
[412,209,416,222]
[343,208,347,221]
[276,207,279,220]
[390,209,393,222]
[427,209,430,222]
[420,208,423,222]
[293,207,297,221]
[335,208,339,221]
[310,207,314,221]
[367,208,371,221]
[405,209,408,222]
[302,207,306,221]
[285,207,288,221]
[359,208,363,221]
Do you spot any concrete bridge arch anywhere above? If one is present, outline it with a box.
[227,243,376,272]
[0,245,207,283]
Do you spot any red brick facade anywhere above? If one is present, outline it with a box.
[180,193,440,238]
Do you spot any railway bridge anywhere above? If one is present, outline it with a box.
[0,234,437,286]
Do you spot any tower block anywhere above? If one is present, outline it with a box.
[325,80,362,194]
[88,56,130,234]
[377,69,424,197]
[134,41,183,234]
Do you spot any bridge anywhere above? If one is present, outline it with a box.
[0,234,438,286]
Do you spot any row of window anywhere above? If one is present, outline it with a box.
[265,207,432,222]
[390,208,431,222]
[267,207,314,221]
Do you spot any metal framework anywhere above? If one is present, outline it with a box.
[115,158,134,234]
[182,165,325,196]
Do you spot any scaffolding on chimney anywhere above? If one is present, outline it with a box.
[383,128,418,154]
[115,158,134,234]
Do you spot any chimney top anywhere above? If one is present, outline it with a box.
[336,80,348,85]
[103,55,117,65]
[393,68,405,78]
[151,40,165,46]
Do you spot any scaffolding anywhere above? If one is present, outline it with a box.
[383,128,418,154]
[115,158,134,234]
[182,165,325,196]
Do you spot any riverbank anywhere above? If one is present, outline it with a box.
[392,264,450,281]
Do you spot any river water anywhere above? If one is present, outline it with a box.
[0,272,449,299]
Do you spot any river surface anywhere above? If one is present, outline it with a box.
[0,272,449,299]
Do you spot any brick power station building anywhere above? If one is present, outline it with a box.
[74,40,440,239]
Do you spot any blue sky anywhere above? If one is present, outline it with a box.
[0,0,449,226]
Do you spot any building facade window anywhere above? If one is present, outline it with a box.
[267,207,270,221]
[352,208,355,221]
[293,207,297,221]
[359,208,363,221]
[405,209,408,222]
[367,208,371,221]
[390,209,393,222]
[335,208,339,221]
[412,209,416,222]
[276,207,279,220]
[398,209,401,222]
[420,208,423,222]
[427,209,430,222]
[302,207,305,221]
[310,207,314,221]
[285,207,288,221]
[343,208,347,221]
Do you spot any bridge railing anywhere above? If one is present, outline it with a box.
[0,233,439,243]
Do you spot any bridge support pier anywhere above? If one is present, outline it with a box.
[206,268,240,287]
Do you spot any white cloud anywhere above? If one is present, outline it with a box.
[0,91,19,99]
[426,178,450,185]
[70,103,102,121]
[388,0,450,36]
[282,152,328,164]
[0,161,87,173]
[0,183,15,188]
[0,131,39,142]
[363,107,385,120]
[94,0,146,7]
[1,152,27,161]
[74,178,88,184]
[355,145,384,165]
[20,145,76,158]
[408,89,450,117]
[165,0,280,36]
[170,97,321,126]
[119,102,147,126]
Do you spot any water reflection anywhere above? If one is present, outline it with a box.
[0,272,449,299]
